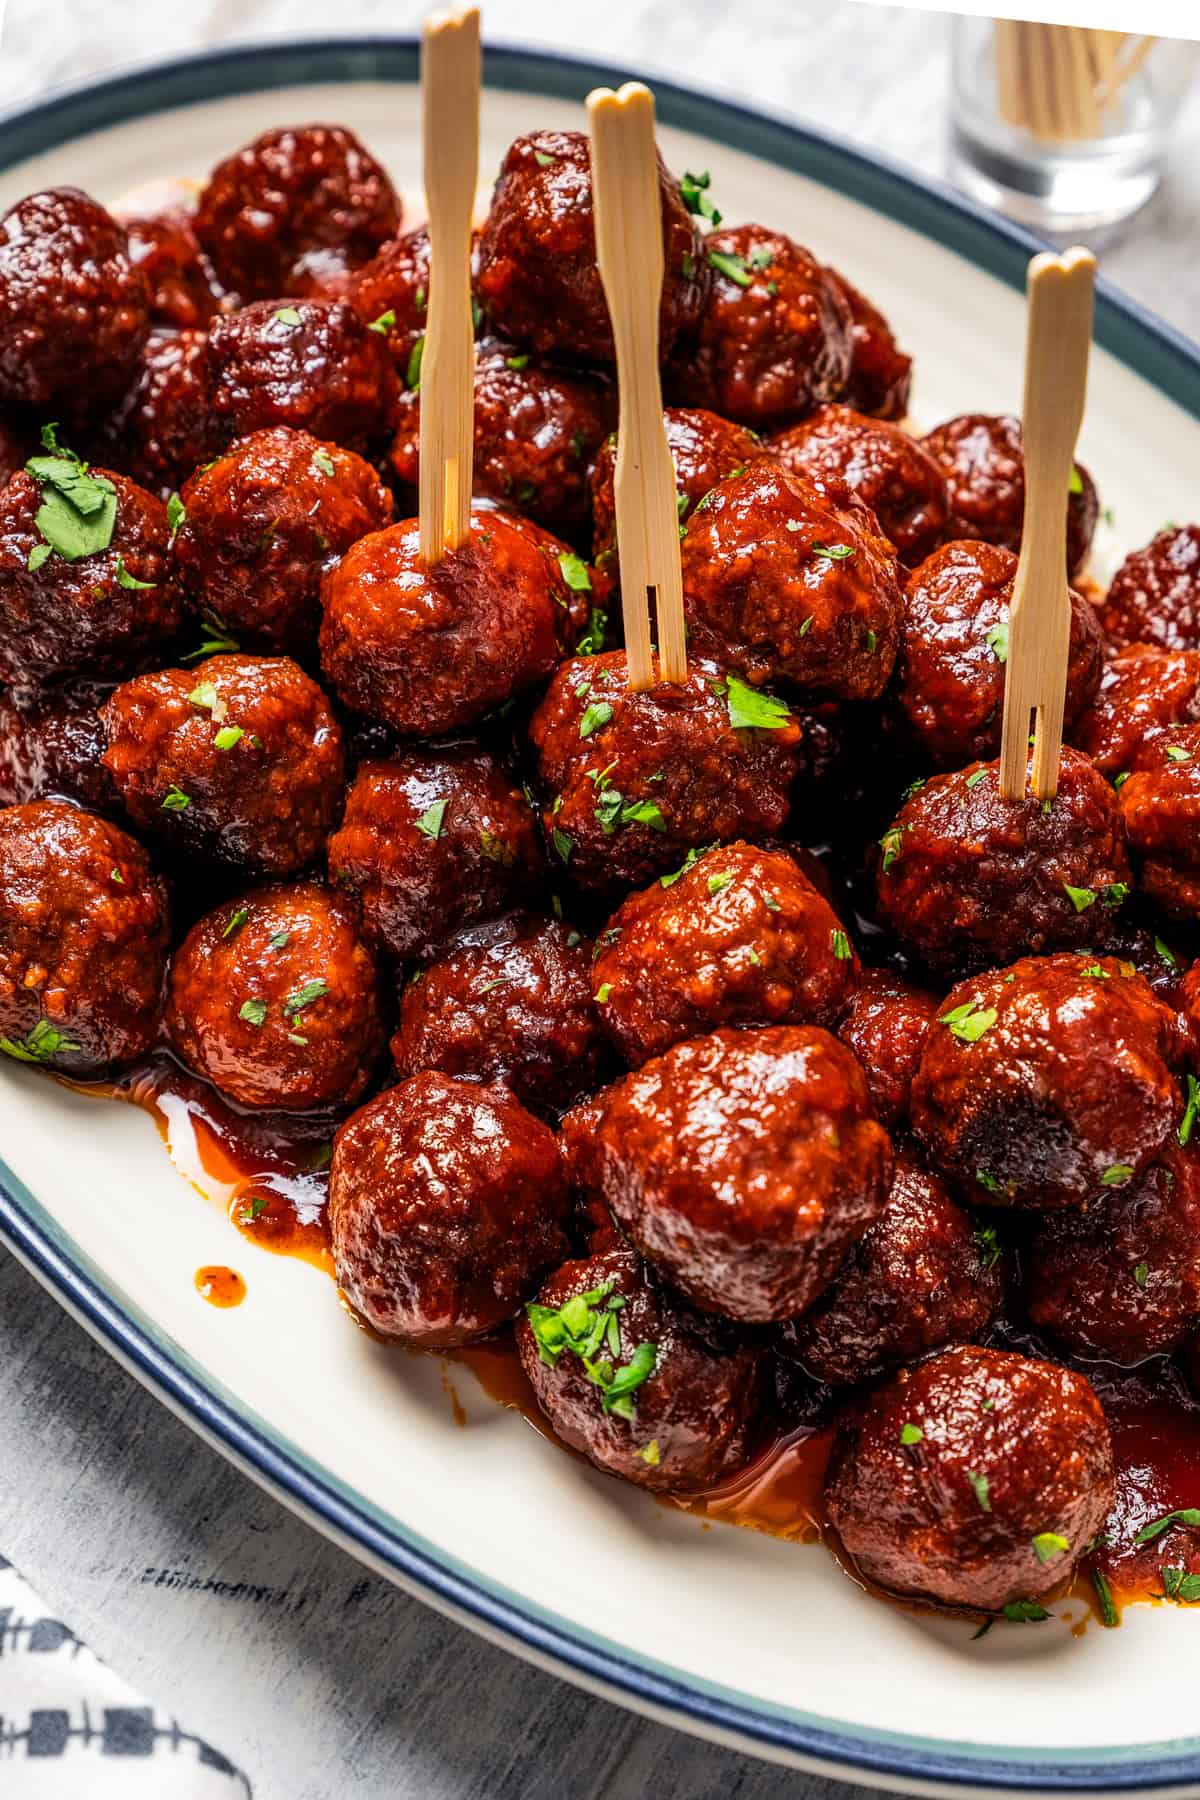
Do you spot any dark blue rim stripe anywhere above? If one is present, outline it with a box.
[2,38,1200,1791]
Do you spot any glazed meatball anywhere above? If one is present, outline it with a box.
[912,951,1184,1210]
[591,406,763,567]
[327,747,543,962]
[0,799,168,1071]
[0,189,149,421]
[527,651,801,893]
[0,463,182,685]
[392,912,609,1116]
[876,749,1130,977]
[1100,526,1200,653]
[90,327,211,497]
[893,541,1103,768]
[206,298,397,453]
[194,124,401,301]
[1118,724,1200,921]
[591,841,858,1066]
[475,129,705,363]
[166,881,382,1110]
[101,655,344,877]
[823,266,912,421]
[1071,644,1200,777]
[825,1345,1115,1613]
[122,208,221,328]
[329,1070,569,1346]
[572,1024,892,1321]
[780,1149,1002,1384]
[348,224,430,370]
[319,508,587,736]
[771,405,948,567]
[669,225,851,428]
[388,344,614,542]
[517,1246,763,1493]
[0,681,118,814]
[679,461,902,700]
[921,414,1098,576]
[837,967,940,1128]
[175,426,393,654]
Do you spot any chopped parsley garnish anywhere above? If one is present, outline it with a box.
[161,784,190,811]
[879,826,907,872]
[724,672,792,733]
[214,725,243,751]
[985,621,1009,664]
[707,248,751,287]
[1133,1508,1200,1546]
[239,999,267,1027]
[284,979,328,1016]
[579,700,613,739]
[415,799,448,841]
[166,492,186,540]
[1080,964,1109,979]
[1104,882,1130,908]
[478,829,514,864]
[620,799,665,830]
[594,983,612,1004]
[268,930,291,950]
[974,1223,1003,1265]
[115,556,156,590]
[533,148,557,168]
[1002,1600,1051,1624]
[747,243,774,269]
[367,308,395,334]
[1134,1261,1150,1290]
[311,449,336,478]
[940,1002,996,1043]
[525,1280,657,1419]
[660,843,715,888]
[1179,1074,1200,1148]
[240,1195,269,1224]
[1092,1568,1119,1628]
[762,890,781,911]
[707,872,733,896]
[1160,1567,1200,1603]
[551,827,574,864]
[181,618,240,661]
[1032,1531,1070,1564]
[831,929,852,961]
[27,542,51,571]
[1101,1164,1134,1186]
[966,1471,992,1513]
[406,334,425,390]
[0,1019,79,1063]
[558,550,591,593]
[1166,744,1192,762]
[1063,884,1097,912]
[576,605,608,656]
[680,169,721,226]
[110,866,124,884]
[1155,936,1179,971]
[637,1439,661,1466]
[965,769,988,789]
[810,541,855,562]
[899,1423,923,1446]
[222,907,248,939]
[976,1173,1005,1202]
[26,436,118,562]
[865,629,877,653]
[1069,465,1084,495]
[188,681,218,711]
[273,306,302,326]
[506,353,530,371]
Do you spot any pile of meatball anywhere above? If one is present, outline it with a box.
[2,119,1199,1625]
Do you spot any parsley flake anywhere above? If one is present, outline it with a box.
[985,621,1009,663]
[284,979,328,1016]
[707,248,751,287]
[222,907,248,940]
[558,550,591,593]
[680,169,721,227]
[161,784,190,811]
[810,541,855,562]
[707,872,733,896]
[1179,1074,1199,1148]
[1063,883,1097,912]
[939,1002,997,1043]
[311,449,336,478]
[1032,1531,1070,1564]
[406,334,425,390]
[579,700,613,739]
[416,799,448,840]
[1133,1508,1200,1546]
[899,1423,923,1446]
[0,1019,79,1063]
[115,556,156,590]
[367,308,395,335]
[1101,1164,1134,1186]
[239,999,267,1027]
[214,725,243,751]
[273,306,302,326]
[966,1470,992,1513]
[725,672,792,732]
[831,929,852,961]
[551,828,574,864]
[1003,1600,1051,1624]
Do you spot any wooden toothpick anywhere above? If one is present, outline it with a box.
[587,82,686,690]
[418,6,480,565]
[999,246,1096,803]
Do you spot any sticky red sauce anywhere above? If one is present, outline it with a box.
[194,1264,246,1307]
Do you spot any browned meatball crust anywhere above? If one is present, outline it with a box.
[0,799,168,1071]
[1099,525,1200,653]
[329,1071,569,1346]
[194,124,401,301]
[912,951,1185,1210]
[475,129,705,363]
[875,749,1131,977]
[166,880,383,1111]
[823,267,912,421]
[669,225,851,428]
[391,912,609,1116]
[320,508,587,736]
[0,463,182,685]
[0,681,118,814]
[592,841,858,1066]
[780,1148,1002,1384]
[90,326,211,498]
[770,405,948,567]
[572,1024,892,1322]
[921,413,1098,576]
[327,747,544,962]
[0,189,149,421]
[1071,644,1200,776]
[837,967,940,1128]
[526,651,801,894]
[206,298,397,453]
[679,461,902,700]
[175,426,393,654]
[893,541,1103,769]
[1118,723,1200,921]
[825,1344,1115,1612]
[517,1246,763,1493]
[101,654,344,877]
[590,406,763,567]
[348,224,431,369]
[122,208,222,328]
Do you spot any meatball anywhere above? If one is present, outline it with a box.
[0,681,118,814]
[0,189,149,421]
[1100,526,1200,654]
[770,405,948,567]
[392,912,609,1116]
[100,654,344,877]
[921,414,1098,576]
[668,225,851,428]
[348,224,430,370]
[893,541,1103,769]
[780,1149,1002,1384]
[526,650,801,893]
[591,841,858,1066]
[875,749,1130,977]
[912,951,1184,1210]
[573,1024,892,1322]
[825,1344,1115,1613]
[679,461,902,700]
[823,266,912,421]
[591,406,763,569]
[122,208,221,328]
[388,344,614,542]
[1118,724,1200,921]
[90,327,211,497]
[517,1246,763,1493]
[0,798,168,1071]
[175,426,393,654]
[327,747,543,962]
[329,1070,569,1346]
[0,463,182,685]
[837,967,940,1128]
[1071,644,1200,777]
[319,507,586,736]
[194,124,401,301]
[475,129,705,363]
[206,298,397,453]
[166,880,382,1109]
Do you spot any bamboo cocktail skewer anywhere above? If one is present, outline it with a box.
[587,82,687,691]
[418,6,480,566]
[999,246,1096,804]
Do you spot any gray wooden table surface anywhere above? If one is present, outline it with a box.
[1,3,1197,1796]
